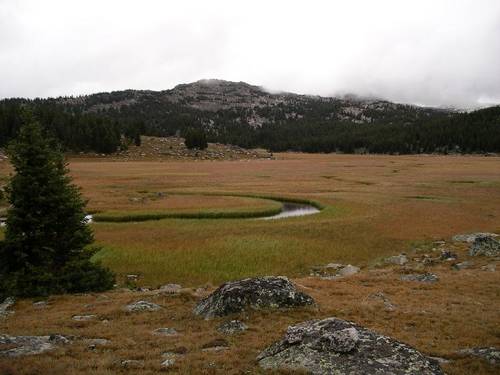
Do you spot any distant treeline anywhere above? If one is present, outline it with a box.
[0,99,143,154]
[251,106,500,154]
[1,97,499,154]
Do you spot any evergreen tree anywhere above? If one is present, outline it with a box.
[0,121,114,298]
[184,127,208,150]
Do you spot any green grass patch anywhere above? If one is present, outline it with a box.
[92,209,403,287]
[92,192,325,223]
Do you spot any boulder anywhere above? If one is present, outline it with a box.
[310,264,360,279]
[0,334,71,357]
[440,250,457,261]
[0,297,15,318]
[120,359,144,369]
[217,320,248,335]
[257,317,443,374]
[124,300,161,312]
[201,338,230,352]
[33,301,48,309]
[152,328,178,336]
[364,292,396,311]
[385,254,408,265]
[469,236,500,257]
[161,355,177,369]
[193,276,315,319]
[337,265,360,277]
[482,263,496,272]
[452,233,498,243]
[72,314,97,321]
[158,283,182,294]
[400,273,439,283]
[452,261,474,270]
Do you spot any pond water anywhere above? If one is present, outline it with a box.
[260,202,320,220]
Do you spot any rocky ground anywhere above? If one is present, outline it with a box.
[71,136,274,161]
[0,233,499,374]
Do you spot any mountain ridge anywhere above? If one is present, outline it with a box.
[56,79,451,129]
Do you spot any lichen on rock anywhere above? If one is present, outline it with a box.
[257,317,443,374]
[193,276,315,319]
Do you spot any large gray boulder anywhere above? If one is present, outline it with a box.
[469,236,500,257]
[257,317,443,374]
[193,276,315,319]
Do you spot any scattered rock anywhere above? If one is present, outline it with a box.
[458,347,499,365]
[482,263,496,272]
[365,292,396,311]
[440,250,457,261]
[124,300,161,312]
[310,264,360,279]
[429,356,451,365]
[33,301,48,309]
[337,264,360,277]
[163,346,188,355]
[452,261,474,270]
[72,314,97,321]
[452,233,498,243]
[400,273,439,283]
[201,338,230,352]
[193,276,315,319]
[120,359,144,369]
[152,328,178,336]
[0,334,71,357]
[84,338,110,348]
[161,355,177,369]
[385,254,408,265]
[217,320,248,335]
[0,297,15,318]
[257,317,443,374]
[469,236,500,257]
[193,286,210,297]
[158,283,182,294]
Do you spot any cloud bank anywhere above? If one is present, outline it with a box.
[1,0,499,107]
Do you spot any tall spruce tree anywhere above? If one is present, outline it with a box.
[0,121,114,298]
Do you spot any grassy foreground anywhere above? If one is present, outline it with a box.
[0,153,499,374]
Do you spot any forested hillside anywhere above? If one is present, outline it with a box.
[1,80,499,154]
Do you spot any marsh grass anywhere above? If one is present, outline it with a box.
[92,192,324,222]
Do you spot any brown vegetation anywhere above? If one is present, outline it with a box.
[0,153,499,374]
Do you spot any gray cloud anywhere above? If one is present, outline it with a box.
[1,0,499,108]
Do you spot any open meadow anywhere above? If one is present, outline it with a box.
[64,154,500,286]
[1,153,499,374]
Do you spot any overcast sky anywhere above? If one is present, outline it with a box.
[1,0,500,108]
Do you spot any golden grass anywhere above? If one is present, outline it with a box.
[1,154,500,285]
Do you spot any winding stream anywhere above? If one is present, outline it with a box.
[1,199,321,226]
[260,202,320,220]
